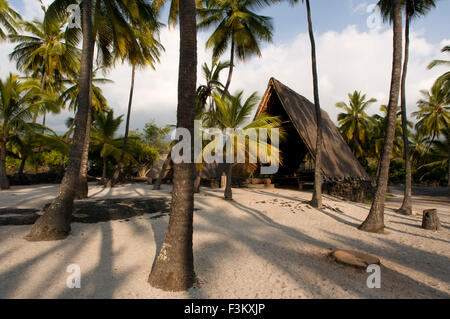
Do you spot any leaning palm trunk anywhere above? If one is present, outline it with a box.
[397,13,412,215]
[112,65,136,185]
[222,39,234,97]
[148,0,197,291]
[0,136,9,190]
[153,152,172,190]
[26,0,94,241]
[101,157,107,184]
[224,163,233,200]
[305,0,323,208]
[359,0,403,233]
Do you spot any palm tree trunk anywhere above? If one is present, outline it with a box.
[194,168,201,193]
[148,0,197,291]
[0,136,9,190]
[224,163,233,200]
[153,152,172,190]
[222,39,234,97]
[25,0,94,241]
[305,0,323,209]
[398,13,412,215]
[112,64,136,185]
[102,157,107,184]
[18,156,26,175]
[75,110,90,199]
[359,0,403,233]
[58,119,76,180]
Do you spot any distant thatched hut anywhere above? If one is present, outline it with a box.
[255,78,373,202]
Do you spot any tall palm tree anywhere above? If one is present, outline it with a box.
[148,0,197,292]
[336,91,377,159]
[9,16,81,125]
[282,0,322,207]
[379,0,436,215]
[197,0,273,96]
[204,91,283,200]
[0,74,41,189]
[0,0,21,41]
[112,23,164,184]
[26,0,95,241]
[359,0,403,233]
[90,109,124,184]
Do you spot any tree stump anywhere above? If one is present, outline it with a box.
[421,209,441,231]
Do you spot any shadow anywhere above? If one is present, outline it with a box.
[191,195,449,298]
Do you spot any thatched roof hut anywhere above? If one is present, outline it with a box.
[256,77,370,182]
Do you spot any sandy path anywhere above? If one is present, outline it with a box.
[0,183,449,298]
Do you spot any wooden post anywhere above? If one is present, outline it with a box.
[421,209,441,231]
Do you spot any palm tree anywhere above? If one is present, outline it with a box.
[192,59,230,192]
[196,59,230,117]
[370,105,407,161]
[379,0,436,215]
[197,0,273,95]
[0,0,21,41]
[26,0,95,241]
[9,16,81,125]
[428,46,450,104]
[281,0,322,207]
[204,91,283,200]
[0,74,41,189]
[112,22,164,184]
[152,0,203,27]
[336,91,377,159]
[148,0,197,292]
[60,69,111,115]
[90,109,124,184]
[414,86,450,144]
[413,86,450,186]
[359,0,403,233]
[418,130,448,185]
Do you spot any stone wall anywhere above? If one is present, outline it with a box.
[323,180,375,203]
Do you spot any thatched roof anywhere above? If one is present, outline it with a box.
[255,78,370,181]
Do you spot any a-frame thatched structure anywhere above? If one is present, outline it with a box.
[256,77,370,182]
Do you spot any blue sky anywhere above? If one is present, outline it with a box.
[257,0,450,44]
[2,0,450,133]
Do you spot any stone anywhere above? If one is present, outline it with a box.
[331,250,381,269]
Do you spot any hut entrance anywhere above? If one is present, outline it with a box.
[263,88,314,189]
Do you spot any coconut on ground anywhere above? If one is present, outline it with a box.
[0,183,448,298]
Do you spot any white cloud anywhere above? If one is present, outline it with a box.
[0,18,446,133]
[21,0,53,21]
[228,25,444,123]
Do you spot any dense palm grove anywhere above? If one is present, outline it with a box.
[0,0,449,290]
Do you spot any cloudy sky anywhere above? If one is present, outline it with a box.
[2,0,450,134]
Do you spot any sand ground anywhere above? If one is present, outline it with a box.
[0,183,449,298]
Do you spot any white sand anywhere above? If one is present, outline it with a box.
[0,183,449,298]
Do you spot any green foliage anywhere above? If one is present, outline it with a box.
[142,120,171,152]
[5,156,20,172]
